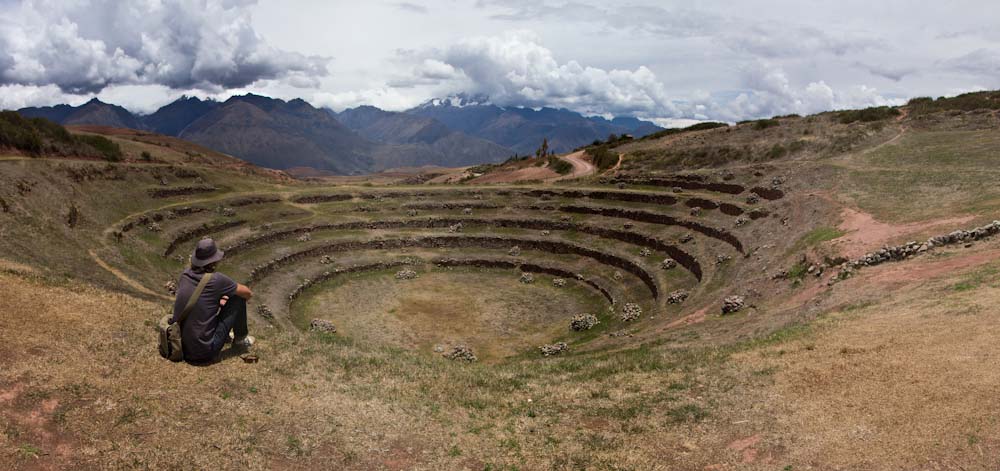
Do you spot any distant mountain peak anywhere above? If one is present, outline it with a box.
[419,93,494,109]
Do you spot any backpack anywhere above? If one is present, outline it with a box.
[158,272,213,362]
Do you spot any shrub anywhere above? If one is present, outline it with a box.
[548,157,573,175]
[141,151,152,161]
[588,146,619,171]
[752,119,780,130]
[907,91,1000,115]
[836,106,900,124]
[767,144,788,159]
[74,134,123,162]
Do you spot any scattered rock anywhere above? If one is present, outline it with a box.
[679,234,694,244]
[735,216,749,227]
[623,222,634,230]
[690,207,702,216]
[319,255,335,265]
[163,280,177,295]
[722,295,745,314]
[462,207,473,215]
[221,207,236,217]
[297,233,312,242]
[539,342,568,356]
[540,230,551,236]
[444,345,477,362]
[570,314,600,331]
[746,194,760,205]
[621,303,642,322]
[147,222,162,232]
[667,290,689,304]
[448,222,463,233]
[612,271,624,281]
[407,209,419,217]
[553,278,567,287]
[508,246,522,256]
[715,254,732,265]
[257,304,274,319]
[395,269,418,280]
[608,329,634,338]
[309,319,336,333]
[661,258,678,270]
[519,272,535,284]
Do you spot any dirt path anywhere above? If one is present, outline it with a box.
[88,249,171,300]
[828,207,976,259]
[554,151,595,180]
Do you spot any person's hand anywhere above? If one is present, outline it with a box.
[220,295,229,307]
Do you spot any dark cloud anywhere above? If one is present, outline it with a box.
[0,0,329,94]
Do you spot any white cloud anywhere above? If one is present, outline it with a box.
[0,0,329,94]
[414,30,679,117]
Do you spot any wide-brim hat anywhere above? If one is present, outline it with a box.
[191,238,224,267]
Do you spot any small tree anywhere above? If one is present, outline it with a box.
[535,138,549,159]
[141,151,152,161]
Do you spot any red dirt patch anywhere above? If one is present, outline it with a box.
[829,207,975,259]
[663,307,709,330]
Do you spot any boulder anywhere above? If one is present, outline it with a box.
[621,303,642,322]
[444,345,477,362]
[539,342,568,357]
[570,314,600,331]
[722,295,745,314]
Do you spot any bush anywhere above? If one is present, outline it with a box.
[752,119,780,130]
[906,91,1000,115]
[588,146,619,171]
[548,157,573,175]
[767,144,788,159]
[74,134,123,162]
[141,151,152,161]
[836,106,900,124]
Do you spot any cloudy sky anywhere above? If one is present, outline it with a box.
[1,0,999,125]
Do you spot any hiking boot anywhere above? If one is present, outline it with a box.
[232,335,255,350]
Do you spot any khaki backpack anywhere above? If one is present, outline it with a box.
[158,272,213,362]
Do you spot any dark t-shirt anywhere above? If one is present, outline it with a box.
[170,268,238,362]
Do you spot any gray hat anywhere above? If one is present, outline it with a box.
[191,238,224,267]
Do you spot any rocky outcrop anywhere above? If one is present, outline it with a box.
[722,295,745,314]
[539,342,568,356]
[444,345,477,362]
[571,314,600,331]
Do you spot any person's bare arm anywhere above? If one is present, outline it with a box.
[235,283,253,300]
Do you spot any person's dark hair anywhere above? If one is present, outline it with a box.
[191,262,217,274]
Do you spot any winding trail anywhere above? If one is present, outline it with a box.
[554,151,596,180]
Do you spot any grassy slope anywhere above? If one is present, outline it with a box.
[3,103,1000,469]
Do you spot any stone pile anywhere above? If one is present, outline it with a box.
[552,278,567,287]
[680,234,694,244]
[519,272,535,284]
[661,258,677,270]
[722,295,745,314]
[621,303,642,322]
[716,254,732,264]
[570,314,600,331]
[319,255,334,264]
[297,233,312,242]
[148,222,162,232]
[690,207,702,216]
[667,290,689,304]
[612,271,624,281]
[256,304,274,319]
[462,207,473,215]
[639,248,652,257]
[309,319,336,333]
[444,345,477,362]
[735,216,749,227]
[508,246,522,256]
[395,269,418,280]
[448,223,463,233]
[539,342,568,356]
[163,280,177,295]
[540,230,551,236]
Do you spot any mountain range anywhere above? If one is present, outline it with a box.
[17,94,663,174]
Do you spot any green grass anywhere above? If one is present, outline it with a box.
[800,227,845,246]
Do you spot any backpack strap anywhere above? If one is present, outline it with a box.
[176,272,213,325]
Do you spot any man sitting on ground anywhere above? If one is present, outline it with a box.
[170,238,254,364]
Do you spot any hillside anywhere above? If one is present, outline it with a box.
[4,92,1000,469]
